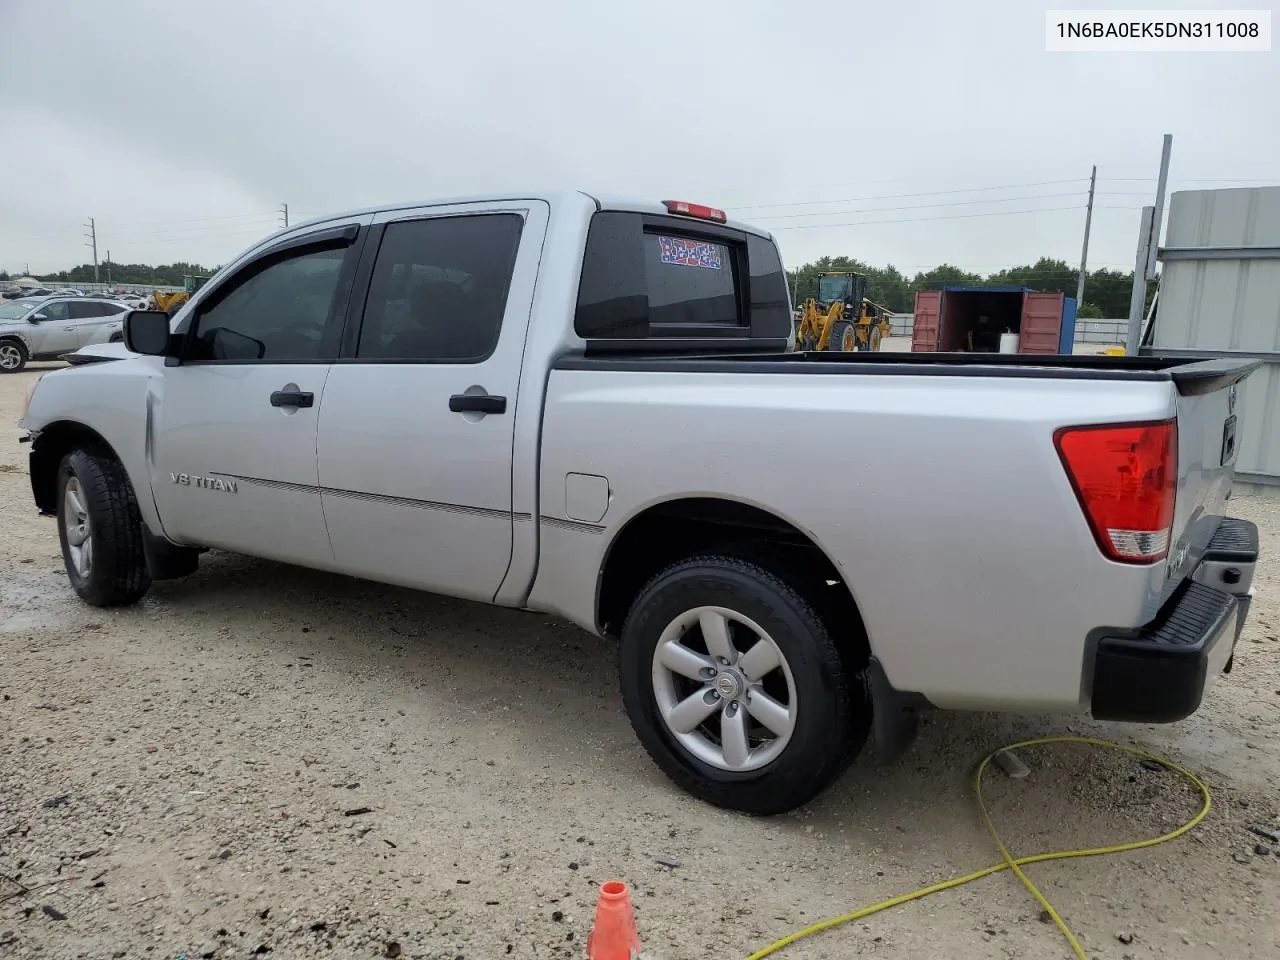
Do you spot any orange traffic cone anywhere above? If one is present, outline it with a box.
[586,880,642,960]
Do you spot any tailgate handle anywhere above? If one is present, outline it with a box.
[1221,415,1238,466]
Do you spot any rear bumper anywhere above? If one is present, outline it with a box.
[1090,518,1258,724]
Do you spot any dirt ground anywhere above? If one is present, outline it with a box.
[2,362,1278,960]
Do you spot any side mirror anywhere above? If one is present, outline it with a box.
[28,317,41,325]
[123,310,173,356]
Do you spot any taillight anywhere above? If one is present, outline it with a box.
[1054,419,1177,564]
[662,200,727,223]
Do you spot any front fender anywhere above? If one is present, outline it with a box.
[24,357,166,535]
[0,329,33,351]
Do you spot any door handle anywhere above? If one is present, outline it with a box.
[449,393,507,415]
[270,390,314,408]
[63,325,75,331]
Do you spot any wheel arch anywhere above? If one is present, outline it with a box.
[595,495,870,661]
[0,333,31,359]
[29,420,123,515]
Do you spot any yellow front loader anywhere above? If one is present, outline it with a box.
[795,272,892,352]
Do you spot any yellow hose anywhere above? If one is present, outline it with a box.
[744,736,1212,960]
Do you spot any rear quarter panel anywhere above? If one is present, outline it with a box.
[531,369,1179,713]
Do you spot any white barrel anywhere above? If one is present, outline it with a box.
[998,332,1020,354]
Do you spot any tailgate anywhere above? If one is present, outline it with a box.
[1166,359,1261,579]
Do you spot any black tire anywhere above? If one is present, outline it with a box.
[828,320,855,352]
[0,337,28,373]
[56,448,151,607]
[619,554,870,815]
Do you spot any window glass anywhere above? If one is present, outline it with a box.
[189,247,346,362]
[357,214,523,362]
[69,301,106,319]
[34,301,69,322]
[642,233,740,328]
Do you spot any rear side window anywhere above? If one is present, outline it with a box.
[575,211,791,349]
[355,214,523,362]
[70,301,118,319]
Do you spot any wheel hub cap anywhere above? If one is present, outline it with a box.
[651,605,798,772]
[714,671,742,700]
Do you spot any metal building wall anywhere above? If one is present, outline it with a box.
[1147,187,1280,493]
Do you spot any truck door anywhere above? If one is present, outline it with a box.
[149,221,371,564]
[316,200,549,603]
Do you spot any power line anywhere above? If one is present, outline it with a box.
[749,191,1085,222]
[107,220,276,241]
[731,179,1089,213]
[769,204,1085,231]
[110,211,277,227]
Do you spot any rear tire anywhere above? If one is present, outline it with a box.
[0,338,27,373]
[57,448,152,607]
[619,554,869,815]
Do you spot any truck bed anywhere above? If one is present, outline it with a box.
[559,350,1259,395]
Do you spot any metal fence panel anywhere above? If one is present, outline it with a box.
[1150,186,1280,487]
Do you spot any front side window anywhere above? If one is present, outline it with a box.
[187,247,347,362]
[356,214,523,362]
[33,301,70,322]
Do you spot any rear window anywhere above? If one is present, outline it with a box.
[574,211,791,348]
[643,234,738,327]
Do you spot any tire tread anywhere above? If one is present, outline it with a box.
[60,448,151,607]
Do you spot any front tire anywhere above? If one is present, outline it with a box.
[57,449,151,607]
[828,320,855,352]
[619,555,870,815]
[0,338,27,373]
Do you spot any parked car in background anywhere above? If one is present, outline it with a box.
[0,295,131,372]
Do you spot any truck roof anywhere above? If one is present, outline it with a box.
[282,190,774,243]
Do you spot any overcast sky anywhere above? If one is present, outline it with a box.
[1,0,1277,280]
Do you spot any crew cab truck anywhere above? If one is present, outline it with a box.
[20,191,1262,815]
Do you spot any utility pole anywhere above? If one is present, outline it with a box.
[279,202,289,229]
[1126,134,1173,355]
[85,217,99,283]
[1075,165,1096,307]
[106,250,112,285]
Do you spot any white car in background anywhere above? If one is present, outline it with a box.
[0,295,132,372]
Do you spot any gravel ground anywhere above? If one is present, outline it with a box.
[2,362,1278,960]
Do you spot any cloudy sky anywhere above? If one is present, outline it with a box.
[1,0,1276,280]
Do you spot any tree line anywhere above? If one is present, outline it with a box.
[7,255,1141,318]
[1,262,218,287]
[788,256,1142,319]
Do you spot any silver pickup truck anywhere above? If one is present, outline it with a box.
[19,191,1262,815]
